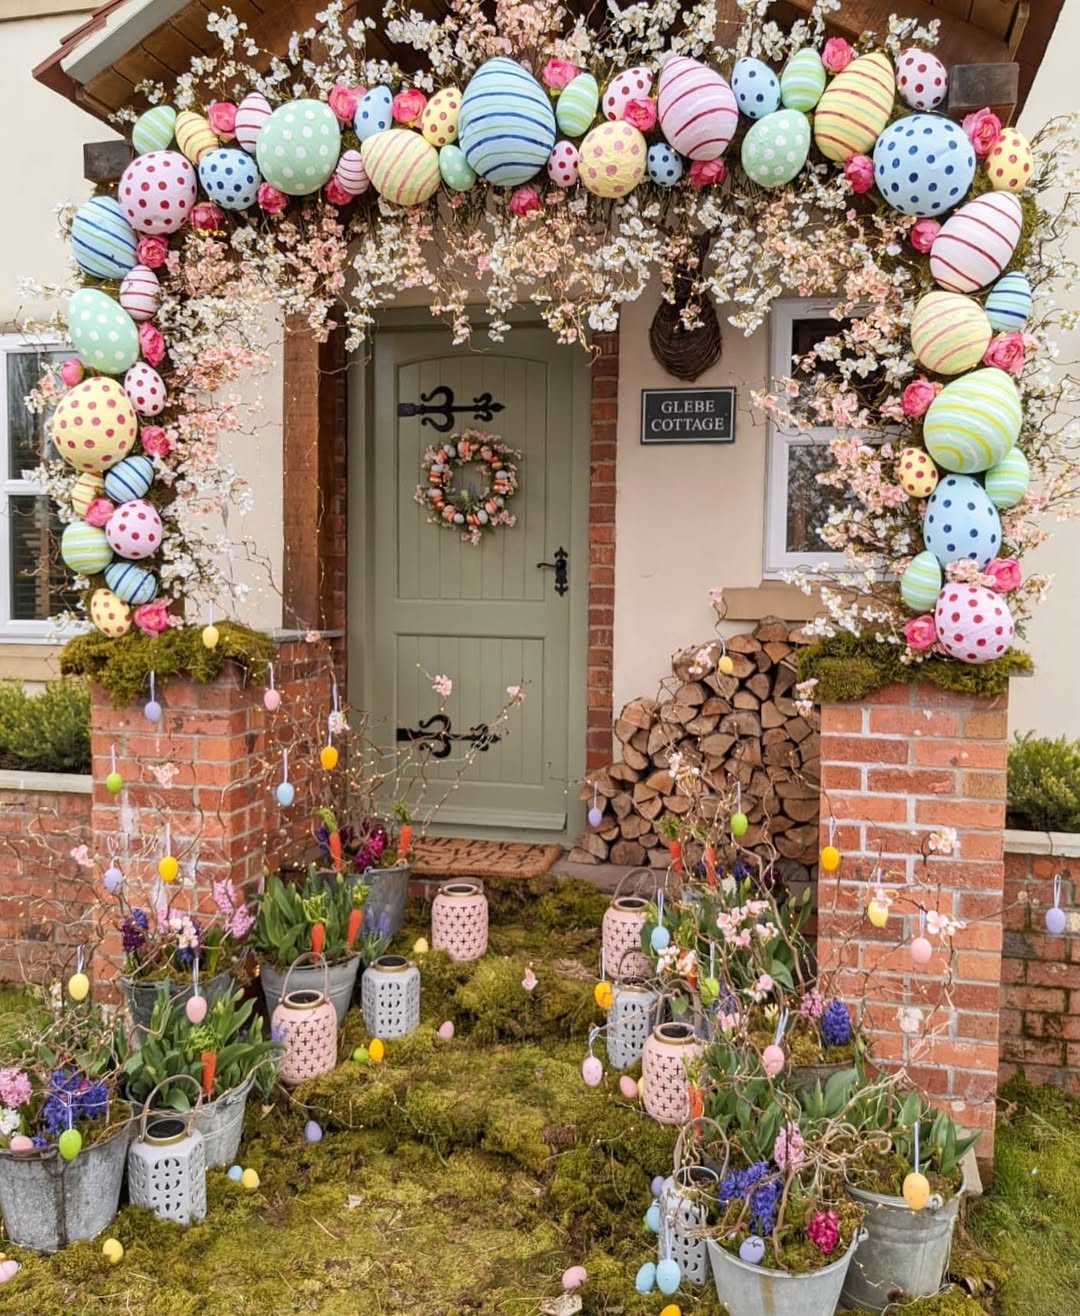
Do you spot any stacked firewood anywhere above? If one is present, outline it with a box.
[572,618,820,876]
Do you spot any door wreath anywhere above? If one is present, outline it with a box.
[416,429,521,547]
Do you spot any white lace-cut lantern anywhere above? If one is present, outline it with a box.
[272,952,339,1085]
[431,881,489,962]
[361,954,421,1038]
[607,979,659,1070]
[126,1075,207,1226]
[659,1166,719,1285]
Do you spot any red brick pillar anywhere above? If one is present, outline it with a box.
[816,681,1008,1160]
[586,331,617,770]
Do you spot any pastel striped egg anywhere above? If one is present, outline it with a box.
[900,550,942,612]
[923,474,1002,568]
[741,108,810,187]
[780,48,825,112]
[895,49,948,111]
[985,271,1032,333]
[923,367,1021,474]
[51,375,138,472]
[256,100,341,195]
[984,445,1030,509]
[360,130,441,206]
[731,57,780,121]
[61,521,113,575]
[602,67,654,122]
[105,454,154,503]
[67,288,141,377]
[105,561,158,606]
[872,113,975,217]
[458,58,556,186]
[910,291,992,375]
[106,498,162,561]
[438,144,476,191]
[132,105,176,155]
[71,197,138,281]
[118,151,196,234]
[812,50,895,162]
[198,147,261,209]
[986,128,1033,192]
[934,582,1014,664]
[897,447,939,498]
[556,73,599,137]
[420,87,462,147]
[578,121,646,198]
[118,264,160,321]
[657,57,737,160]
[647,143,683,187]
[70,472,105,519]
[234,92,272,153]
[354,86,393,142]
[333,149,369,196]
[90,587,132,638]
[124,362,166,416]
[930,193,1023,293]
[547,141,579,188]
[175,110,220,164]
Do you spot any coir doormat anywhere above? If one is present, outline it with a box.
[410,837,562,880]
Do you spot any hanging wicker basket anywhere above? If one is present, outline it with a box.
[649,239,722,381]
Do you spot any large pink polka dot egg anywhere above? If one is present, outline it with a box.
[934,582,1015,664]
[51,377,138,474]
[603,66,654,121]
[106,498,162,561]
[578,122,646,198]
[895,49,948,111]
[124,362,167,416]
[547,141,580,188]
[118,150,197,234]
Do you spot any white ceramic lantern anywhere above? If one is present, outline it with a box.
[361,954,421,1039]
[659,1164,720,1286]
[431,881,489,962]
[126,1075,207,1226]
[606,977,659,1071]
[272,952,339,1085]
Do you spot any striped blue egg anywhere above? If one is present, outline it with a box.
[104,454,154,503]
[132,105,177,155]
[105,560,158,606]
[873,113,976,217]
[923,474,1002,568]
[70,197,138,281]
[731,57,780,121]
[458,57,556,187]
[354,87,393,141]
[985,271,1032,332]
[198,147,262,210]
[984,445,1030,509]
[647,143,683,187]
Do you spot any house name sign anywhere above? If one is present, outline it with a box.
[640,387,736,445]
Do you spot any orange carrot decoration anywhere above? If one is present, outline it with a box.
[396,822,413,863]
[328,829,343,873]
[346,907,362,948]
[669,839,683,874]
[200,1051,217,1097]
[704,844,717,888]
[688,1082,703,1120]
[310,922,325,956]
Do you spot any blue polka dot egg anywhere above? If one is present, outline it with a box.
[647,143,683,187]
[872,113,976,217]
[354,86,393,141]
[923,473,1002,569]
[198,148,262,210]
[731,57,780,121]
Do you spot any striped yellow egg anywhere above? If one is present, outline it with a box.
[910,291,992,376]
[174,110,220,164]
[70,472,105,519]
[986,128,1033,192]
[578,121,646,198]
[923,367,1021,474]
[361,129,441,206]
[813,51,895,162]
[984,445,1030,509]
[900,550,942,612]
[420,87,462,147]
[897,447,939,498]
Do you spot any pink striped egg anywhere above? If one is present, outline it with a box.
[123,362,166,416]
[333,148,369,196]
[547,141,579,188]
[234,91,273,153]
[929,193,1023,294]
[603,67,654,121]
[910,291,991,375]
[657,56,737,161]
[118,265,161,321]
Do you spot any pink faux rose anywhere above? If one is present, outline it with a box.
[901,378,942,418]
[206,101,237,139]
[139,425,175,458]
[139,322,165,368]
[689,158,726,188]
[328,82,359,123]
[256,183,288,214]
[909,218,941,253]
[623,97,657,132]
[985,557,1022,593]
[59,358,83,388]
[983,331,1025,375]
[135,235,169,269]
[542,58,580,91]
[391,88,427,125]
[84,497,115,529]
[324,176,354,206]
[191,201,225,232]
[903,613,938,652]
[509,185,542,217]
[844,153,874,193]
[134,600,172,636]
[822,38,854,74]
[962,107,1003,159]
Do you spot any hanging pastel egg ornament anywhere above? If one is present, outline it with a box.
[741,108,811,187]
[581,1054,603,1087]
[872,114,976,218]
[458,57,556,186]
[71,196,138,281]
[186,993,207,1024]
[984,446,1030,510]
[438,144,476,191]
[61,521,112,575]
[158,854,179,884]
[923,475,1002,568]
[276,748,294,807]
[198,147,262,210]
[320,744,339,771]
[897,447,939,499]
[986,127,1033,192]
[655,1258,681,1296]
[934,582,1015,663]
[304,1120,323,1143]
[578,121,646,198]
[354,86,393,141]
[124,362,167,417]
[68,970,90,1002]
[730,811,749,838]
[234,91,273,153]
[602,66,654,121]
[420,87,462,146]
[717,653,734,675]
[924,368,1021,474]
[634,1261,656,1294]
[119,264,161,322]
[256,100,341,195]
[731,57,780,121]
[903,1170,931,1212]
[910,291,991,375]
[547,141,580,188]
[813,51,895,162]
[650,924,670,952]
[646,143,682,186]
[868,894,890,928]
[900,551,943,612]
[910,934,933,965]
[143,672,162,723]
[91,588,133,639]
[1045,875,1067,935]
[562,1266,588,1292]
[780,47,826,111]
[657,56,737,160]
[895,49,948,111]
[930,192,1023,294]
[556,72,600,137]
[202,621,220,649]
[986,271,1032,333]
[105,562,158,607]
[587,804,603,827]
[762,1043,785,1076]
[820,845,840,872]
[175,110,219,164]
[58,1128,83,1161]
[103,863,123,894]
[739,1236,766,1265]
[71,473,105,519]
[593,980,613,1010]
[132,105,177,154]
[118,150,197,235]
[101,1238,125,1265]
[66,288,141,377]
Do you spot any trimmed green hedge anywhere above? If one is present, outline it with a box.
[0,677,90,773]
[1007,732,1080,833]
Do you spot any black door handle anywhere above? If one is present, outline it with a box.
[537,546,569,596]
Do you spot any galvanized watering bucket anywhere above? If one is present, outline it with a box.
[708,1227,865,1316]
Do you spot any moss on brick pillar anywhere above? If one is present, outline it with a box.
[816,681,1008,1167]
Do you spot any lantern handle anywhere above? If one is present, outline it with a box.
[139,1073,204,1141]
[672,1114,729,1185]
[610,867,659,905]
[280,950,331,1005]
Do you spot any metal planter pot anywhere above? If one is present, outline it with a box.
[0,1118,132,1252]
[708,1228,864,1316]
[353,864,410,939]
[121,970,235,1037]
[259,954,360,1027]
[128,1071,256,1168]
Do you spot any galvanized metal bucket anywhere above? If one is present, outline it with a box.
[260,953,360,1027]
[707,1228,864,1316]
[353,864,410,939]
[121,970,235,1037]
[128,1070,256,1168]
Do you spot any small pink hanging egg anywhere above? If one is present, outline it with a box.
[8,1135,34,1154]
[910,935,933,965]
[547,140,579,188]
[437,1020,455,1040]
[762,1043,785,1076]
[186,994,207,1023]
[264,688,281,711]
[0,1260,20,1283]
[561,1265,587,1291]
[581,1055,603,1087]
[618,1074,638,1100]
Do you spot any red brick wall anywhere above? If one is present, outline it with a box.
[999,849,1079,1095]
[817,681,1008,1159]
[587,331,617,770]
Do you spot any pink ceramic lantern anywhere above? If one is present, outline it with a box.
[119,265,161,321]
[431,881,489,962]
[118,151,197,235]
[272,952,339,1085]
[106,498,163,561]
[124,362,167,416]
[642,1021,704,1125]
[933,583,1015,664]
[603,66,654,121]
[602,894,651,981]
[547,141,580,188]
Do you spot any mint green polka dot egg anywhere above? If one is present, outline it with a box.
[438,144,476,191]
[780,48,826,112]
[67,288,139,376]
[255,99,341,195]
[741,108,810,187]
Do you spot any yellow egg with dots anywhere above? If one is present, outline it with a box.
[158,855,179,884]
[593,980,613,1010]
[240,1167,260,1191]
[820,845,840,872]
[368,1038,385,1063]
[902,1170,930,1212]
[102,1238,124,1265]
[868,899,890,928]
[320,745,339,771]
[68,972,90,1002]
[717,654,734,675]
[201,623,220,650]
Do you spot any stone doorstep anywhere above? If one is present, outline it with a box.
[1004,828,1080,858]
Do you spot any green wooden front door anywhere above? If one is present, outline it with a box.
[367,327,589,840]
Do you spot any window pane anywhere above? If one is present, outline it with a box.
[790,316,884,406]
[785,444,837,555]
[8,495,79,621]
[8,349,67,475]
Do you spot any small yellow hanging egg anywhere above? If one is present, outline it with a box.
[240,1167,260,1191]
[369,1038,385,1063]
[158,855,179,884]
[320,745,339,771]
[593,980,613,1010]
[868,898,890,928]
[717,654,734,675]
[102,1238,124,1265]
[903,1170,930,1212]
[820,845,840,872]
[67,972,90,1002]
[201,623,220,650]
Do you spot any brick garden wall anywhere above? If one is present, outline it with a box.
[586,331,617,770]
